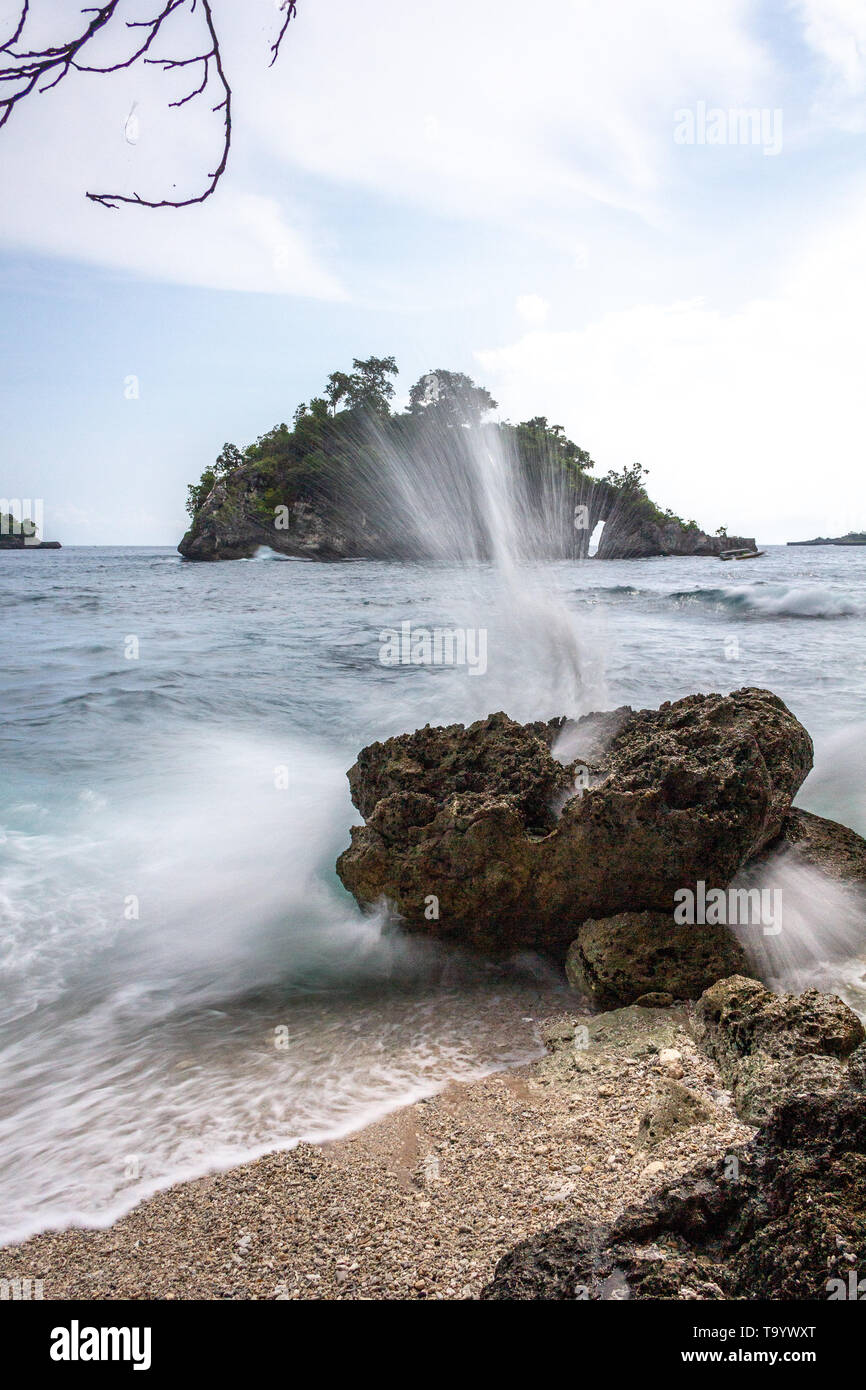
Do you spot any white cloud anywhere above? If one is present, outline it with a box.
[477,195,866,541]
[515,294,550,327]
[0,4,345,298]
[795,0,866,89]
[241,0,773,224]
[0,1,833,294]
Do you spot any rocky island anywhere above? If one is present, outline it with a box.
[788,532,866,546]
[0,513,61,549]
[179,359,753,563]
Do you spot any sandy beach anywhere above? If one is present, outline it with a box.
[0,1004,752,1300]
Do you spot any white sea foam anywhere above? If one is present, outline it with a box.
[672,582,859,619]
[0,726,571,1243]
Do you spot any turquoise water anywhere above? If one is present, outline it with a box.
[1,542,865,1241]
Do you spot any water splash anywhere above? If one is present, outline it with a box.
[347,411,606,718]
[729,851,866,1013]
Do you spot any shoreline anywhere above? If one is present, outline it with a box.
[0,1003,751,1300]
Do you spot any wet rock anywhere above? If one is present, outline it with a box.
[483,977,866,1301]
[692,975,864,1123]
[846,1043,866,1092]
[345,710,571,828]
[771,807,866,886]
[535,1004,691,1089]
[481,1087,866,1301]
[336,689,813,954]
[565,911,749,1009]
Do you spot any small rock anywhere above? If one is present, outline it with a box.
[638,1080,716,1147]
[659,1048,684,1078]
[641,1160,667,1179]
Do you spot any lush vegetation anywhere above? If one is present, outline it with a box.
[183,357,711,549]
[599,462,700,533]
[185,358,596,525]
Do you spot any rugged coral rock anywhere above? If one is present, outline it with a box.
[692,974,864,1123]
[637,1079,716,1147]
[482,977,866,1301]
[565,911,750,1009]
[538,1002,689,1071]
[770,807,866,886]
[336,689,814,954]
[480,1090,866,1300]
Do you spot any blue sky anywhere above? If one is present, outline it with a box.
[1,0,865,543]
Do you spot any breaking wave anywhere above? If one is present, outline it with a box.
[669,584,860,619]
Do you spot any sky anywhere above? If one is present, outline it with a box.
[1,0,865,544]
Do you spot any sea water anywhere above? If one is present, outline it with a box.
[1,540,865,1241]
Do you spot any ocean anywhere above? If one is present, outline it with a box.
[1,541,865,1243]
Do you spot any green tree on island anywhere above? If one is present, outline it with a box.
[183,357,594,531]
[345,356,398,415]
[515,416,595,475]
[186,442,245,519]
[408,370,497,426]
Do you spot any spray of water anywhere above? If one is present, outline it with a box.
[339,410,607,718]
[729,849,866,1010]
[729,734,866,1010]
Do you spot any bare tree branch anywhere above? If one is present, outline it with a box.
[0,0,298,208]
[271,0,297,67]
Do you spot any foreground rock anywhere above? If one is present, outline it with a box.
[482,978,866,1301]
[693,974,864,1123]
[565,911,750,1009]
[481,1090,866,1300]
[337,689,813,955]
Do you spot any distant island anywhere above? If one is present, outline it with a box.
[0,513,61,549]
[787,532,866,546]
[179,358,754,563]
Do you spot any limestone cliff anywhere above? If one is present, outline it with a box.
[178,463,398,562]
[179,464,750,563]
[596,514,755,559]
